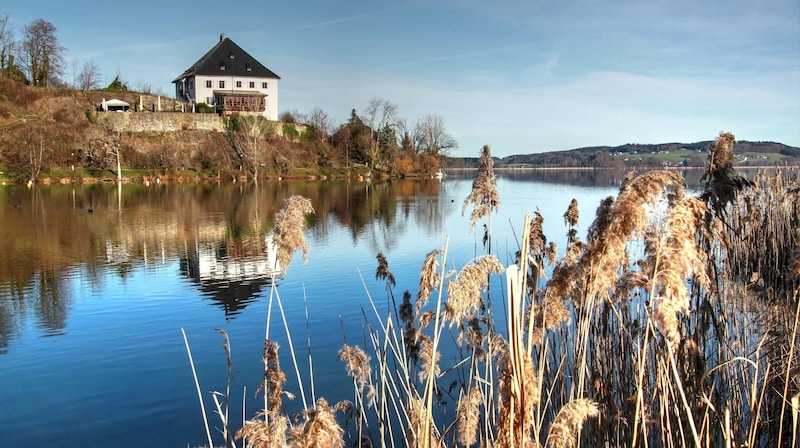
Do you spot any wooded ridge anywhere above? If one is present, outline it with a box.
[445,140,800,169]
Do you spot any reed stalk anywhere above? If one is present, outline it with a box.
[182,327,215,448]
[778,293,800,447]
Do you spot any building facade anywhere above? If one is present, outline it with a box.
[173,34,280,120]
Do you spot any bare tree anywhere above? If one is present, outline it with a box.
[99,123,124,183]
[25,126,47,183]
[362,97,398,170]
[0,12,14,70]
[20,18,65,87]
[76,60,101,91]
[241,114,268,181]
[306,107,331,139]
[414,113,457,156]
[132,79,152,94]
[224,112,275,181]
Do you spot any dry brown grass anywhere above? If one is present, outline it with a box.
[192,135,798,448]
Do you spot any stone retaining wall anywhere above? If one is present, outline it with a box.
[95,112,306,138]
[97,112,225,132]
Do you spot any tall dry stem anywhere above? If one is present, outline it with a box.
[463,145,500,251]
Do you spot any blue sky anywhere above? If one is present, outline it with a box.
[5,0,799,157]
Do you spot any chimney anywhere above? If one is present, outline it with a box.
[220,33,225,42]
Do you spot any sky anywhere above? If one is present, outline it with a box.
[4,0,799,157]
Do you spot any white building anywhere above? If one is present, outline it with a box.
[173,34,280,120]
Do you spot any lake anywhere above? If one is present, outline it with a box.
[0,168,714,447]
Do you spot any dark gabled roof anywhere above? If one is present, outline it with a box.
[173,35,280,83]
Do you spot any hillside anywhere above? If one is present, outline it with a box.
[0,78,439,184]
[445,140,800,169]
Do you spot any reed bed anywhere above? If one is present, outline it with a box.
[189,133,799,447]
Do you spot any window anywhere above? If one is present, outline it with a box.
[249,81,255,88]
[218,80,225,88]
[220,63,225,71]
[205,80,212,88]
[261,82,268,89]
[236,81,242,88]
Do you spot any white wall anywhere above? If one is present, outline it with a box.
[180,75,279,120]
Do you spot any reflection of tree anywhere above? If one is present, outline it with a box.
[31,270,70,335]
[0,269,71,352]
[0,179,447,334]
[490,168,759,189]
[0,284,24,354]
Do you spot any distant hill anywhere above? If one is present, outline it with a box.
[444,141,800,169]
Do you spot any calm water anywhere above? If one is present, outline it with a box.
[0,169,714,447]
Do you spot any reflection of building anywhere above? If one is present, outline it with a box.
[180,236,283,317]
[173,34,280,120]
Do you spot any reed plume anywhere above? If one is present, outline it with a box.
[495,345,540,447]
[418,334,441,382]
[583,170,684,301]
[700,131,753,216]
[545,399,600,448]
[444,255,504,324]
[406,396,439,447]
[338,344,371,389]
[399,290,414,326]
[375,252,395,288]
[463,144,500,232]
[648,193,712,347]
[236,412,289,448]
[528,295,571,346]
[272,195,315,270]
[460,316,490,358]
[456,386,483,447]
[791,229,800,279]
[398,290,421,363]
[417,249,441,314]
[523,211,550,285]
[287,398,345,448]
[530,210,547,257]
[564,198,579,228]
[261,339,287,415]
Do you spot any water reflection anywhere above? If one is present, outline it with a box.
[0,167,774,350]
[180,237,282,317]
[0,179,445,348]
[448,167,765,188]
